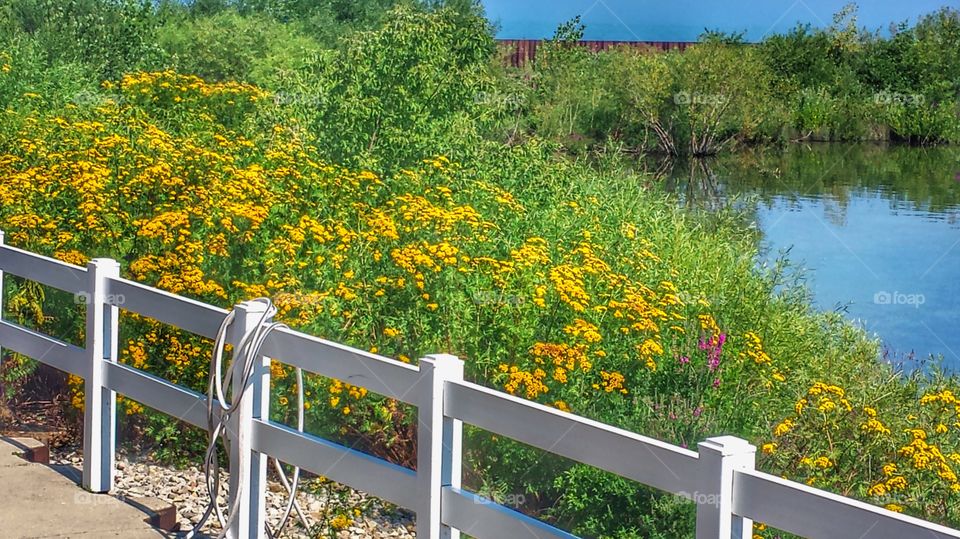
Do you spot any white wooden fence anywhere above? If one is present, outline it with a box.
[0,231,958,539]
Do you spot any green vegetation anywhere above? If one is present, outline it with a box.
[509,6,960,155]
[1,2,960,538]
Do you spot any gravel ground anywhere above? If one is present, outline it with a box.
[51,446,416,538]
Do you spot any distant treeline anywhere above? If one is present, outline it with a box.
[0,0,957,162]
[487,8,960,155]
[497,38,694,67]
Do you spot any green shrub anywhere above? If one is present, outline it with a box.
[0,0,163,79]
[287,4,495,171]
[155,10,323,84]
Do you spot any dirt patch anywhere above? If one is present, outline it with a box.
[0,365,76,450]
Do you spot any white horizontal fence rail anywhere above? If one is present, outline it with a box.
[1,237,959,539]
[444,380,701,493]
[733,469,960,539]
[258,326,422,405]
[106,276,229,339]
[0,241,87,294]
[251,419,418,508]
[0,318,87,377]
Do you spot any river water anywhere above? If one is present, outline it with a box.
[664,143,960,371]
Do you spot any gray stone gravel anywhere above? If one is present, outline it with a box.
[51,446,416,538]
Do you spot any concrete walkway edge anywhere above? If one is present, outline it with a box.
[0,436,169,538]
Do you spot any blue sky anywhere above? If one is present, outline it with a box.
[481,0,956,41]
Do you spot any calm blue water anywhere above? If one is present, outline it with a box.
[761,192,960,368]
[666,144,960,370]
[482,0,951,41]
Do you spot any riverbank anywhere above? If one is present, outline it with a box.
[654,142,960,370]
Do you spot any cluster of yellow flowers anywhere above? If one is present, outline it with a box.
[740,331,771,364]
[122,341,149,370]
[800,455,834,470]
[808,382,853,413]
[760,380,960,525]
[897,430,960,488]
[773,382,850,442]
[563,319,602,344]
[773,418,795,437]
[1,71,746,479]
[117,70,267,104]
[549,264,591,312]
[327,379,368,415]
[68,374,85,411]
[698,313,721,336]
[595,371,628,394]
[501,364,550,399]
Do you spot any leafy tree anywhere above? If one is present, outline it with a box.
[297,4,495,170]
[611,47,677,154]
[156,10,322,84]
[671,43,775,155]
[523,16,609,148]
[0,0,163,79]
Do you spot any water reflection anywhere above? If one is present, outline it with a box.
[664,143,960,371]
[661,158,725,211]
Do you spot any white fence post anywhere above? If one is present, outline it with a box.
[0,231,5,379]
[82,258,120,493]
[417,354,464,539]
[696,435,755,539]
[226,300,270,539]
